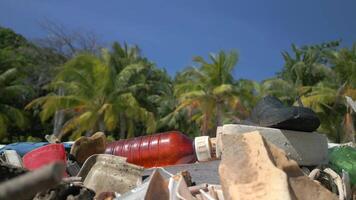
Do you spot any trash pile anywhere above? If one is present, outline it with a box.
[0,96,354,200]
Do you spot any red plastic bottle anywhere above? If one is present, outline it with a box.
[105,131,201,168]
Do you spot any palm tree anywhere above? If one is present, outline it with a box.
[156,76,201,137]
[108,42,173,138]
[26,48,156,140]
[326,43,356,87]
[230,79,260,120]
[299,44,356,142]
[261,43,338,105]
[267,42,355,142]
[279,43,338,86]
[300,82,356,142]
[0,68,29,139]
[174,50,243,136]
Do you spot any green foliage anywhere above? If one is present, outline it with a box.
[269,42,355,142]
[0,68,30,139]
[279,42,339,86]
[326,43,356,87]
[174,50,250,136]
[0,26,354,142]
[0,26,44,75]
[27,43,164,139]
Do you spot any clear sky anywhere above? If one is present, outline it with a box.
[1,0,355,81]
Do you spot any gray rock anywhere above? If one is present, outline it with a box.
[217,124,328,166]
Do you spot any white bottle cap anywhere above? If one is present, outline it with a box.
[194,136,212,162]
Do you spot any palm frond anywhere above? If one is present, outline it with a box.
[0,68,18,86]
[212,84,233,96]
[27,95,84,122]
[115,63,146,87]
[0,113,8,138]
[0,104,27,129]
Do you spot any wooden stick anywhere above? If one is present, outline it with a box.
[0,162,65,200]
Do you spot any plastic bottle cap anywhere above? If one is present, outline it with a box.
[194,136,212,162]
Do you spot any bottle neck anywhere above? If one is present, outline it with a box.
[193,136,217,162]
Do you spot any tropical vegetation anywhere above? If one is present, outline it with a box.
[0,26,354,143]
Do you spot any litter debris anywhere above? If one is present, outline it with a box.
[0,162,27,182]
[96,191,116,200]
[342,170,352,200]
[329,146,356,186]
[328,142,355,148]
[0,162,65,200]
[0,124,352,199]
[66,154,81,176]
[245,95,321,132]
[219,131,294,200]
[33,182,95,200]
[168,170,196,200]
[70,132,107,165]
[0,150,23,168]
[45,134,61,144]
[143,160,220,185]
[217,124,329,165]
[23,143,67,172]
[77,154,143,197]
[106,131,215,168]
[219,131,338,200]
[119,168,170,200]
[0,142,72,156]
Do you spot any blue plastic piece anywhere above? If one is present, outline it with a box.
[0,142,72,156]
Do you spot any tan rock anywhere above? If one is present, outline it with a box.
[70,132,107,165]
[219,131,293,200]
[267,141,304,178]
[267,141,338,200]
[289,176,339,200]
[219,131,338,200]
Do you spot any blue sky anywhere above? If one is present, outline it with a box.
[1,0,355,81]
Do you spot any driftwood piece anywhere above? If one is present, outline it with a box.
[0,163,28,183]
[0,162,65,200]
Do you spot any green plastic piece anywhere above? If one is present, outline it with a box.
[328,146,356,186]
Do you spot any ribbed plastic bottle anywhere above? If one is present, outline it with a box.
[105,131,213,168]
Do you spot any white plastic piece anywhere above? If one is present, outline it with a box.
[194,136,212,162]
[342,170,351,200]
[308,168,321,180]
[323,168,344,200]
[3,150,23,168]
[199,189,215,200]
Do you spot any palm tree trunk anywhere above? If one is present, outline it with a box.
[342,111,355,143]
[201,113,209,136]
[216,101,223,127]
[85,130,93,137]
[119,112,126,139]
[98,120,105,132]
[52,88,65,136]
